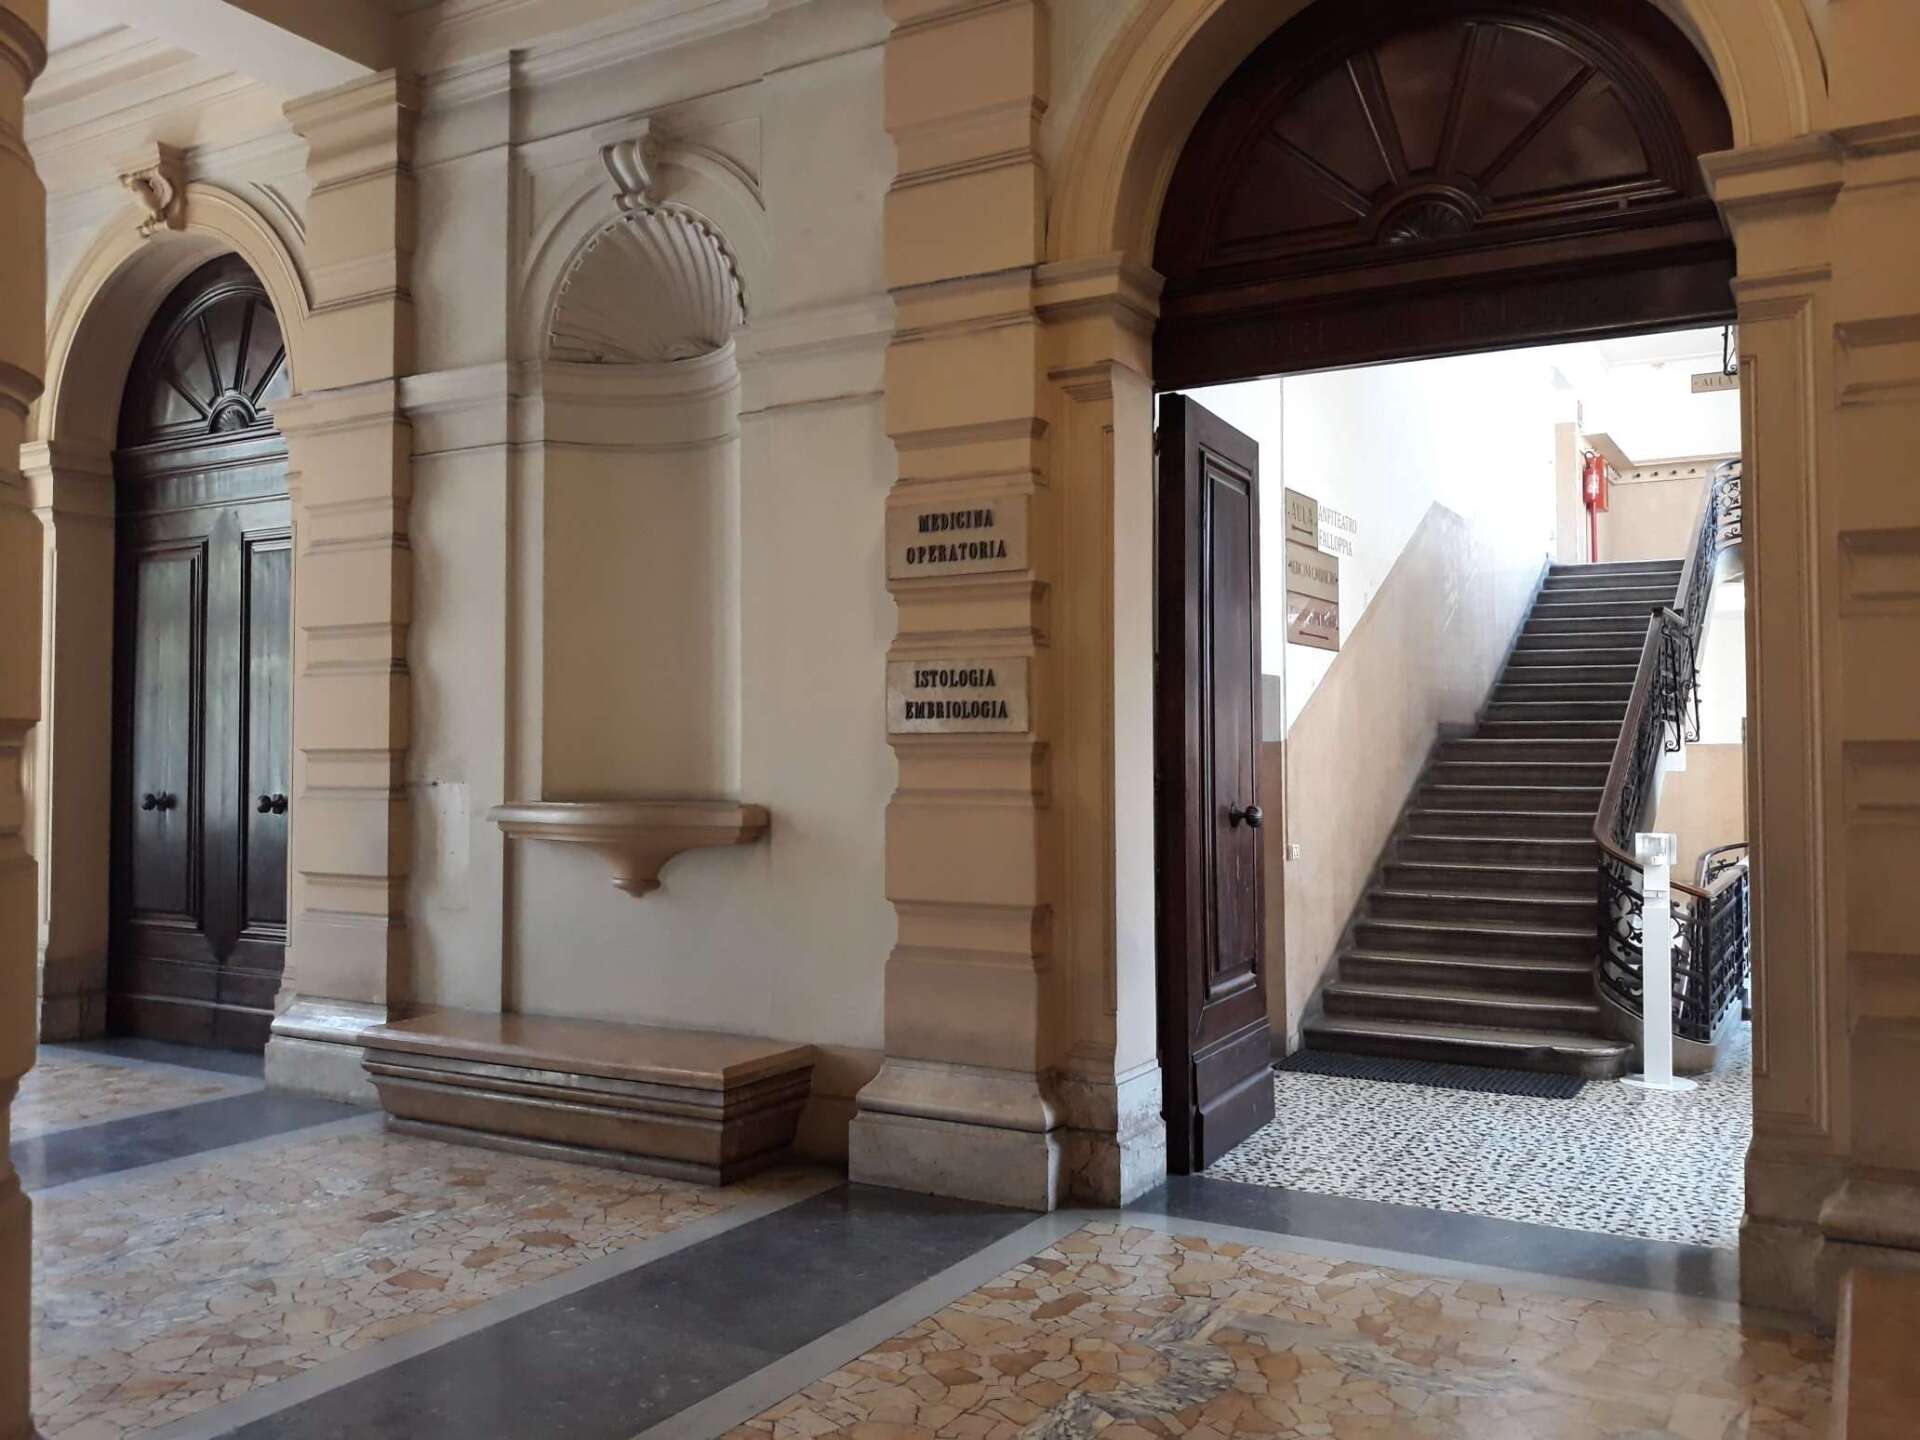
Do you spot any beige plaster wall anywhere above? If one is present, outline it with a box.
[395,0,897,1157]
[1656,743,1747,881]
[1597,471,1710,564]
[1272,503,1543,1046]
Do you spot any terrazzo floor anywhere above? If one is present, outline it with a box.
[1208,1026,1753,1250]
[723,1220,1829,1440]
[13,1052,254,1143]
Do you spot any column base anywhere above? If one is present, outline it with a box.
[850,1110,1062,1210]
[849,1058,1062,1209]
[265,997,388,1105]
[35,977,105,1043]
[1057,1060,1167,1206]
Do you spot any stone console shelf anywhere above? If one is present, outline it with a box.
[488,799,769,896]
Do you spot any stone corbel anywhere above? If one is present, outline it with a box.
[489,800,769,896]
[116,143,186,239]
[601,118,664,214]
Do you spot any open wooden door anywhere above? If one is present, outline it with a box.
[1156,393,1275,1174]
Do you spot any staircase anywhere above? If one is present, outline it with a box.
[1300,558,1686,1077]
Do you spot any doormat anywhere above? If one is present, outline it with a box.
[1275,1049,1586,1099]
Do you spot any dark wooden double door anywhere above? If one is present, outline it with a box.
[110,256,294,1051]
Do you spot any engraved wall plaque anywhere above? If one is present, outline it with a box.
[887,498,1028,579]
[887,658,1031,734]
[1284,488,1319,547]
[1285,540,1340,652]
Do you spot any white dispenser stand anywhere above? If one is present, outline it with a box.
[1623,831,1696,1092]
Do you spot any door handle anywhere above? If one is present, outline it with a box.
[256,793,288,815]
[1228,802,1263,829]
[140,792,176,812]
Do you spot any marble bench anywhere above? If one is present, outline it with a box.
[360,1008,814,1185]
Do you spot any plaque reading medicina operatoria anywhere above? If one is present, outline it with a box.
[887,658,1031,734]
[886,498,1029,580]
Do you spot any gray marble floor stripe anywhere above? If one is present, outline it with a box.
[1143,1174,1740,1302]
[24,1110,383,1199]
[145,1171,845,1440]
[210,1184,1039,1440]
[1113,1210,1797,1330]
[38,1039,267,1081]
[631,1210,1082,1440]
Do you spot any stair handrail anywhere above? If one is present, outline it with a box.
[1592,459,1749,1045]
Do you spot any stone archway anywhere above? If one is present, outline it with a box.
[864,0,1877,1325]
[29,184,314,1043]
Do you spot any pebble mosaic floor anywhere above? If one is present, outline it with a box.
[1208,1026,1753,1250]
[12,1053,252,1143]
[724,1220,1830,1440]
[31,1124,778,1439]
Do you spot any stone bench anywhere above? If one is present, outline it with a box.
[360,1008,813,1185]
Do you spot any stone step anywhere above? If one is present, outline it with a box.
[1301,1015,1633,1078]
[1322,981,1605,1035]
[1547,560,1685,580]
[359,1008,815,1185]
[1530,600,1664,623]
[1482,700,1628,723]
[1395,832,1599,867]
[1475,719,1624,741]
[1534,584,1676,607]
[1352,915,1596,960]
[1428,760,1611,788]
[1492,680,1636,704]
[1513,631,1647,653]
[1404,807,1596,838]
[1382,859,1593,896]
[1368,886,1597,926]
[1437,737,1615,764]
[1504,652,1643,674]
[1339,948,1596,997]
[1418,782,1604,813]
[1524,615,1658,636]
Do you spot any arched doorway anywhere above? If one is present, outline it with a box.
[107,254,294,1051]
[1149,0,1744,1176]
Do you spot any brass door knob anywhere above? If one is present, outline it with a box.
[1229,802,1263,829]
[140,792,176,812]
[257,793,288,815]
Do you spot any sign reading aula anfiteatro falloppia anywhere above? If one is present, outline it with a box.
[887,658,1031,734]
[887,499,1028,579]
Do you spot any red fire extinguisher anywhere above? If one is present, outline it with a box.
[1582,450,1610,563]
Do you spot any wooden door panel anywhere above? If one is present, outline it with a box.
[124,544,204,924]
[1156,394,1275,1174]
[1205,458,1261,1013]
[233,525,291,979]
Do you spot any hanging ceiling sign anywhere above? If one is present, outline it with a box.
[1285,541,1340,652]
[1691,371,1739,394]
[1284,488,1319,547]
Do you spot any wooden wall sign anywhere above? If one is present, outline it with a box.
[887,658,1030,734]
[887,498,1028,579]
[1285,540,1340,651]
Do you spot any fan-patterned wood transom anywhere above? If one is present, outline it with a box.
[1153,0,1735,385]
[121,271,290,447]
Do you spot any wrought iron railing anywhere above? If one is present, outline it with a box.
[1593,459,1749,1046]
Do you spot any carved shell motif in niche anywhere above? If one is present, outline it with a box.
[549,208,747,364]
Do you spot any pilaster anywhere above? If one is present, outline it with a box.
[266,72,419,1105]
[0,4,46,1433]
[23,440,112,1042]
[1707,115,1920,1321]
[850,0,1065,1208]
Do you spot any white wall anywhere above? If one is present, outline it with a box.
[1190,347,1567,734]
